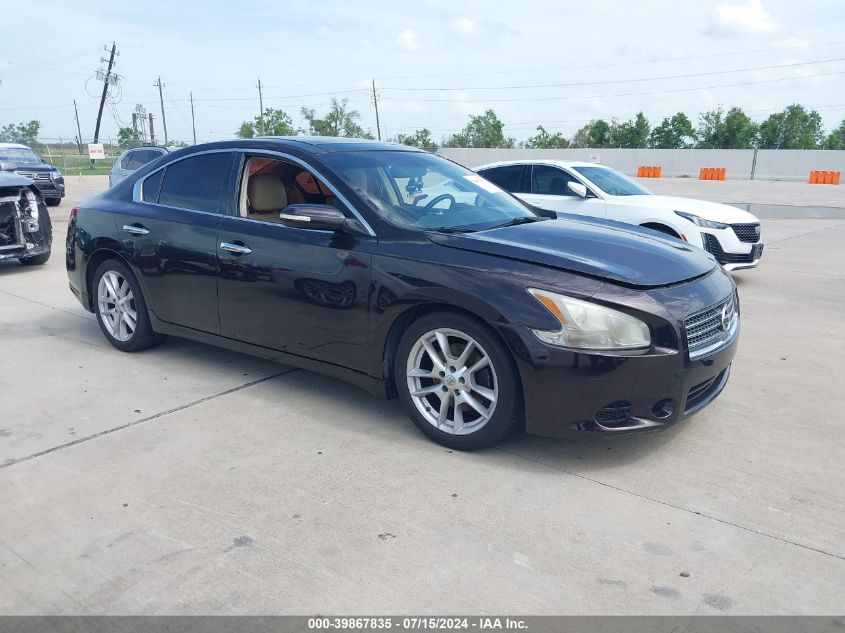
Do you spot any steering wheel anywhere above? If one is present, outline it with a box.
[424,193,456,210]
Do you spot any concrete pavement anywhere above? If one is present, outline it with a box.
[0,178,843,614]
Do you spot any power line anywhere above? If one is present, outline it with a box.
[382,57,845,92]
[373,39,845,82]
[381,69,845,103]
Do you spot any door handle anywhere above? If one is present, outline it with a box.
[122,224,150,236]
[220,241,252,255]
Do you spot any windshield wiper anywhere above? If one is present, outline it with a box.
[433,226,477,234]
[487,216,548,230]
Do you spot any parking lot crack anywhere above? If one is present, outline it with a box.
[0,288,96,322]
[0,368,298,470]
[495,447,845,563]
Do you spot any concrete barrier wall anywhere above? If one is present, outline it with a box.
[438,148,845,181]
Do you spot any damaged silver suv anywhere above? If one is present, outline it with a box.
[0,165,52,266]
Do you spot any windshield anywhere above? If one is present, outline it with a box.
[572,166,651,196]
[0,147,42,167]
[320,150,536,232]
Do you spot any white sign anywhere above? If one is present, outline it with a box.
[589,153,601,163]
[88,143,105,160]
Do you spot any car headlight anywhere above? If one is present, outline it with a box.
[675,211,727,230]
[527,289,651,350]
[51,169,63,179]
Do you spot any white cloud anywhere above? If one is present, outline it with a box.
[317,25,332,36]
[452,18,478,34]
[396,28,419,51]
[703,0,777,36]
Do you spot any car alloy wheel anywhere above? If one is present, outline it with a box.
[405,328,499,435]
[97,270,138,342]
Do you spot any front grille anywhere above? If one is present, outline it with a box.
[702,234,755,265]
[15,171,51,182]
[730,223,760,243]
[685,293,736,351]
[685,368,728,413]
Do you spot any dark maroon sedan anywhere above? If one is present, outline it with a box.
[66,138,738,449]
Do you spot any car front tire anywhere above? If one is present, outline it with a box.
[395,311,522,450]
[93,258,165,352]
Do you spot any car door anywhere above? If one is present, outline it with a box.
[522,165,607,218]
[216,152,377,372]
[117,150,236,334]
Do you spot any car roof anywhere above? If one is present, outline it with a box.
[0,142,34,150]
[476,159,606,170]
[179,136,421,155]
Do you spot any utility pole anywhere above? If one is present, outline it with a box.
[73,99,83,154]
[148,113,156,145]
[93,42,117,150]
[155,76,169,145]
[190,92,197,145]
[371,79,381,141]
[257,78,264,135]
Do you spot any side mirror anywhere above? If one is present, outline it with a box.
[567,182,588,198]
[279,204,368,235]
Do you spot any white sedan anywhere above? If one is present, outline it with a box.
[475,160,763,271]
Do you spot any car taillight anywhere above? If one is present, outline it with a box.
[69,207,79,222]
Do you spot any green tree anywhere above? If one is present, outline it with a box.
[524,125,570,149]
[442,109,515,148]
[0,120,41,145]
[696,107,758,149]
[392,128,437,151]
[608,112,650,148]
[822,119,845,150]
[649,113,696,148]
[237,108,296,138]
[757,104,823,149]
[117,126,141,148]
[301,98,372,138]
[570,119,611,148]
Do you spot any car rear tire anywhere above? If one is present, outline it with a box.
[45,198,61,207]
[93,258,165,352]
[395,311,522,450]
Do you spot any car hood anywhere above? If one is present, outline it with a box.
[613,194,758,223]
[428,217,717,288]
[12,164,57,173]
[0,171,34,187]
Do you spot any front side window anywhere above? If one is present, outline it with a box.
[321,151,536,232]
[239,156,337,224]
[572,166,651,196]
[531,165,581,196]
[477,165,528,193]
[157,152,233,212]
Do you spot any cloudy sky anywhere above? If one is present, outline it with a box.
[1,0,844,145]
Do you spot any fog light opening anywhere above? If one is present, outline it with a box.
[652,399,675,419]
[594,400,631,427]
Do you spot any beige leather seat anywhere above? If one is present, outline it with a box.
[247,174,287,221]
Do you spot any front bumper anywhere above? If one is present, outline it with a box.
[501,271,740,441]
[700,227,763,270]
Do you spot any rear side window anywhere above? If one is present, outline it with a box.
[478,165,528,193]
[531,165,580,196]
[120,151,135,170]
[130,149,163,170]
[157,152,233,212]
[142,169,164,202]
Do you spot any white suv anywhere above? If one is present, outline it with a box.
[476,160,763,271]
